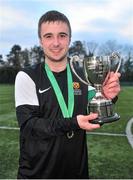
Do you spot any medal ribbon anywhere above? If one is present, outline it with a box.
[44,63,74,118]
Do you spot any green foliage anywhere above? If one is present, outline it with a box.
[0,85,133,178]
[7,44,22,68]
[0,67,20,84]
[121,58,133,82]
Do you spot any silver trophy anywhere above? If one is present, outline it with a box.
[70,52,122,125]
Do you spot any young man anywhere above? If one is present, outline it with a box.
[15,10,121,179]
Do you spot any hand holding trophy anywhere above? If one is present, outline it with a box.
[70,52,122,125]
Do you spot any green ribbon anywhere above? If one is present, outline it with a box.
[45,63,74,118]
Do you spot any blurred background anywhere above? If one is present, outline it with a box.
[0,0,133,178]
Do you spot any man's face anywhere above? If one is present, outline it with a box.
[40,21,71,62]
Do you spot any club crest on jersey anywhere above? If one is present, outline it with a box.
[73,82,82,95]
[73,82,80,89]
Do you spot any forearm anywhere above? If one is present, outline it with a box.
[16,105,80,139]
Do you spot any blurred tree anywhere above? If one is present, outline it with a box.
[120,44,133,82]
[0,40,133,83]
[122,52,133,82]
[69,41,86,57]
[0,54,3,61]
[0,54,5,66]
[98,40,123,55]
[83,41,98,56]
[30,45,44,64]
[21,48,30,67]
[7,44,22,68]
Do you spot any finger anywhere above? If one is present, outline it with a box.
[77,114,100,130]
[103,72,115,86]
[110,72,121,79]
[103,72,121,86]
[103,88,121,99]
[104,74,120,85]
[76,113,98,123]
[87,113,98,122]
[102,84,121,99]
[86,123,101,130]
[104,81,120,89]
[109,72,121,77]
[114,72,121,77]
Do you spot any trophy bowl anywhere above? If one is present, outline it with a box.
[70,53,121,125]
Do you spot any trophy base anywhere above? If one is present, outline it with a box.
[90,113,120,125]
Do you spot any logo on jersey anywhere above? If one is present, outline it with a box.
[73,82,82,95]
[39,87,51,93]
[73,82,80,89]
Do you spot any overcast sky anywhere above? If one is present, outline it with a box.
[0,0,133,58]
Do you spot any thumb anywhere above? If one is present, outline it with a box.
[87,113,98,122]
[77,113,98,122]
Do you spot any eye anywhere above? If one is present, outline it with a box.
[43,33,53,39]
[59,33,68,38]
[60,34,66,38]
[45,35,52,39]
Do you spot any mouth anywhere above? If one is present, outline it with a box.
[51,49,62,55]
[51,49,61,52]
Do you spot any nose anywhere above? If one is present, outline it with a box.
[53,37,60,47]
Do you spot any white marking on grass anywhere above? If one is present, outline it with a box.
[1,117,133,150]
[126,117,133,148]
[87,132,126,137]
[0,126,19,130]
[0,126,126,137]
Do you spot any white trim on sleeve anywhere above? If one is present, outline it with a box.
[15,71,39,107]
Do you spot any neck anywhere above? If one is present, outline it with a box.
[45,58,68,72]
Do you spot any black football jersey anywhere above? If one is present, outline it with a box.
[15,60,89,179]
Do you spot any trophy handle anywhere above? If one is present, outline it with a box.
[70,56,89,85]
[110,52,122,73]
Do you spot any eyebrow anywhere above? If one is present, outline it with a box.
[43,32,69,37]
[59,32,69,36]
[43,33,52,38]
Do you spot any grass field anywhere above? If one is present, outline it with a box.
[0,84,133,179]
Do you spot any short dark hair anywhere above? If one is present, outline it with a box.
[38,10,71,39]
